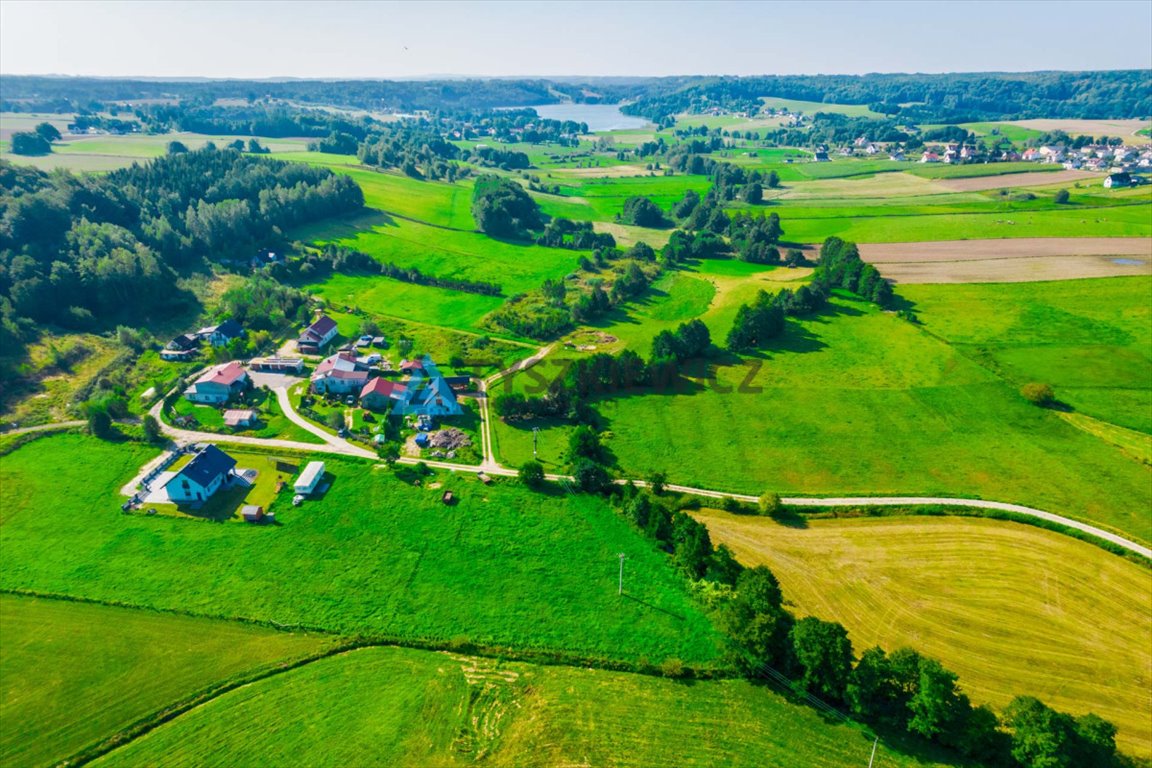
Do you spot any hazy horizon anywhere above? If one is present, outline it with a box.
[2,0,1150,80]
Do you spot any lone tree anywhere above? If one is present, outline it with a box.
[142,414,162,443]
[34,122,62,143]
[519,460,545,489]
[378,442,400,466]
[1020,382,1055,406]
[1054,189,1071,204]
[758,491,782,516]
[326,411,346,430]
[87,409,113,440]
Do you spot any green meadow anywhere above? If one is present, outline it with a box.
[94,646,952,768]
[903,277,1152,434]
[0,434,723,664]
[0,594,331,768]
[493,284,1152,544]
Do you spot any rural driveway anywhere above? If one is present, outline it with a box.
[1,420,85,436]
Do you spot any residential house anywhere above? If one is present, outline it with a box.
[223,409,258,428]
[184,362,250,404]
[360,377,405,411]
[197,319,245,348]
[812,148,830,162]
[162,333,199,361]
[942,144,960,164]
[297,314,339,355]
[164,445,236,504]
[888,150,905,162]
[390,356,464,418]
[1104,172,1132,189]
[920,151,940,164]
[1021,148,1043,162]
[311,351,370,395]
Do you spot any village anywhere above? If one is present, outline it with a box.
[140,309,490,522]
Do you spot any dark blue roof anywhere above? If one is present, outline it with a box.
[177,445,237,488]
[215,319,244,338]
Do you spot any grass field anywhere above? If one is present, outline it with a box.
[0,594,331,767]
[493,288,1152,543]
[694,512,1152,758]
[93,645,953,768]
[170,389,324,444]
[902,277,1152,434]
[0,434,722,664]
[759,97,885,118]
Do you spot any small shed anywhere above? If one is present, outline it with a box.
[241,505,264,523]
[223,409,258,428]
[294,461,326,496]
[441,491,455,505]
[477,472,492,485]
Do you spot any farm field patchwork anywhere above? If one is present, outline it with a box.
[0,434,723,664]
[92,645,953,768]
[0,594,332,768]
[693,512,1152,758]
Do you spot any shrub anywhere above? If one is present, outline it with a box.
[660,657,687,678]
[519,460,545,489]
[1054,189,1071,204]
[1020,382,1055,406]
[759,491,782,516]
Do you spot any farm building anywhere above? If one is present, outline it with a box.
[294,461,326,496]
[298,314,339,354]
[184,362,250,404]
[1104,172,1133,188]
[360,377,405,411]
[812,149,830,162]
[223,409,258,428]
[164,445,236,504]
[196,319,245,347]
[249,357,305,374]
[311,351,370,395]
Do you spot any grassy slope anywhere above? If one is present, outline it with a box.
[0,594,330,768]
[0,434,721,664]
[902,277,1152,434]
[695,512,1152,758]
[94,646,953,768]
[493,285,1152,543]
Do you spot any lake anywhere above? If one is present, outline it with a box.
[530,103,651,132]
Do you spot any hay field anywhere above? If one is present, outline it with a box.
[936,169,1103,192]
[694,512,1152,758]
[1005,118,1152,145]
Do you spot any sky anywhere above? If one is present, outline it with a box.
[2,0,1150,80]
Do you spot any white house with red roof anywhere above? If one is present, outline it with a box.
[298,314,339,354]
[360,377,406,411]
[184,362,250,404]
[311,351,370,395]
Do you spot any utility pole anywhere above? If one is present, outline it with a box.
[867,736,878,768]
[532,426,540,459]
[618,552,626,595]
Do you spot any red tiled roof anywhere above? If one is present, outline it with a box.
[309,315,337,336]
[361,378,405,399]
[197,362,247,387]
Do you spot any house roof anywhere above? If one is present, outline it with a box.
[174,445,236,489]
[215,319,244,338]
[223,409,257,425]
[399,359,424,372]
[307,315,337,337]
[361,378,406,399]
[168,333,199,351]
[319,368,369,381]
[196,362,247,387]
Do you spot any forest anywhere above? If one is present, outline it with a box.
[0,148,363,362]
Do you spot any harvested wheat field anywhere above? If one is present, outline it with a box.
[554,164,652,178]
[694,511,1152,758]
[1005,118,1152,145]
[936,169,1103,192]
[860,237,1152,283]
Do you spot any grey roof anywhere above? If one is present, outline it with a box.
[215,319,244,339]
[176,445,237,488]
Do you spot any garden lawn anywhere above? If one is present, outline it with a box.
[695,512,1152,758]
[0,434,722,664]
[93,646,953,768]
[0,594,330,768]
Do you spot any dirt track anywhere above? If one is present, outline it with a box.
[936,169,1102,192]
[860,238,1152,283]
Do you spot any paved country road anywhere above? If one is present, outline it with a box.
[119,359,1152,561]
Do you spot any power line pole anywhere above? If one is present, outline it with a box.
[532,426,539,459]
[867,736,879,768]
[618,552,626,595]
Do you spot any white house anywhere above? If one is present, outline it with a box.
[294,461,326,496]
[196,319,245,348]
[311,351,370,395]
[184,362,249,404]
[164,445,236,504]
[298,314,339,354]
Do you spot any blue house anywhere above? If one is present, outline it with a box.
[391,355,464,418]
[164,445,236,504]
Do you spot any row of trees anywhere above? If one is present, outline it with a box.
[535,218,617,251]
[9,122,60,156]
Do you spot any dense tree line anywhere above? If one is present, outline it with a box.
[811,236,893,306]
[620,71,1152,123]
[535,218,616,250]
[288,244,502,296]
[0,147,363,357]
[357,122,465,180]
[620,196,669,227]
